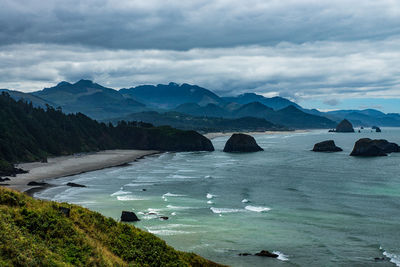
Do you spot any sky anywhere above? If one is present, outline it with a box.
[1,0,400,112]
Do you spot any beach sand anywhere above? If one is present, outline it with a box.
[4,150,159,193]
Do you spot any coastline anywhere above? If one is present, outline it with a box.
[4,149,159,194]
[204,129,309,140]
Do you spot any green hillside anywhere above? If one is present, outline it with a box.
[0,186,222,266]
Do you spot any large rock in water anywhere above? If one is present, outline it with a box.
[335,119,354,132]
[350,138,400,156]
[223,133,263,152]
[121,211,140,222]
[312,140,343,152]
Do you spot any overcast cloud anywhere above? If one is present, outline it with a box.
[1,0,400,109]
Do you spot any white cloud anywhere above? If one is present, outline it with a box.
[0,39,399,102]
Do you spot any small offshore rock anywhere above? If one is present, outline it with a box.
[335,119,355,133]
[255,250,279,258]
[121,211,140,222]
[312,140,343,152]
[66,182,86,187]
[160,216,169,220]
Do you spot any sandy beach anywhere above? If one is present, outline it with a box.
[4,149,159,193]
[203,130,307,140]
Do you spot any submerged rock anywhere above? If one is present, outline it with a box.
[121,211,140,222]
[27,181,48,186]
[238,253,252,256]
[335,119,355,133]
[255,250,279,258]
[312,140,343,152]
[66,182,86,187]
[223,133,263,152]
[350,138,400,156]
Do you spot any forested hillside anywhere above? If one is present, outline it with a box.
[0,93,213,175]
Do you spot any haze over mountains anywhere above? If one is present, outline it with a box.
[3,80,400,131]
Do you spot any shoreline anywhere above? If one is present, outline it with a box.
[204,129,309,140]
[4,149,159,194]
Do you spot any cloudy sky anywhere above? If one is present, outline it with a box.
[1,0,400,112]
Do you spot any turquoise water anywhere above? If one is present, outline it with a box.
[36,129,400,266]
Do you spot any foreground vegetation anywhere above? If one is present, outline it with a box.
[0,92,213,175]
[0,186,222,266]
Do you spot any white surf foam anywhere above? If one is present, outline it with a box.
[170,174,193,179]
[117,195,145,201]
[110,190,131,196]
[273,251,289,261]
[207,193,215,199]
[204,175,212,179]
[383,250,400,266]
[245,205,271,212]
[207,200,214,204]
[162,192,186,198]
[241,199,249,203]
[210,207,244,214]
[147,229,194,236]
[166,205,193,210]
[124,183,154,187]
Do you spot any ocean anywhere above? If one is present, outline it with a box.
[35,128,400,266]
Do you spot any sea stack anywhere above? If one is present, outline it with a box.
[121,211,140,222]
[350,138,400,156]
[223,133,263,152]
[312,140,343,152]
[335,119,354,132]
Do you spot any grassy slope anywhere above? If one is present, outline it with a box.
[0,187,223,267]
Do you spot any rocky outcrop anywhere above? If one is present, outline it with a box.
[350,138,400,156]
[374,127,382,132]
[121,211,140,222]
[223,133,263,152]
[335,119,354,132]
[255,250,279,258]
[312,140,343,152]
[125,127,215,152]
[66,182,86,187]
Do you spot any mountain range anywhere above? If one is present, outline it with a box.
[3,80,400,130]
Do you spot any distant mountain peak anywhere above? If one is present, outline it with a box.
[280,104,301,112]
[240,101,273,110]
[75,79,94,85]
[56,81,71,87]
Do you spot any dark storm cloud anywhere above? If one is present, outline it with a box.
[1,0,400,104]
[1,0,400,50]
